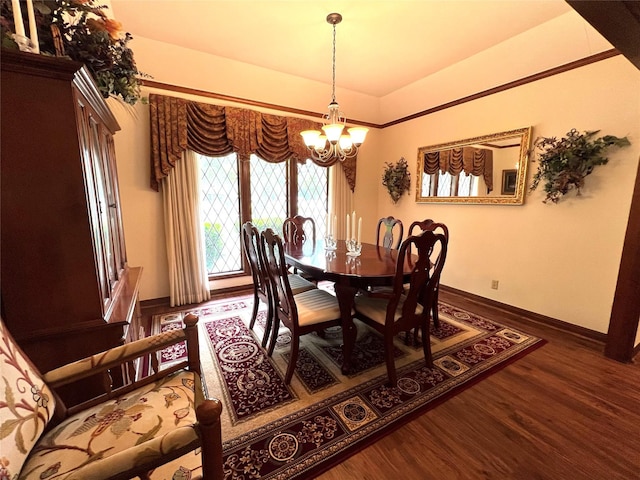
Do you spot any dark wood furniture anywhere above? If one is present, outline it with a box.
[262,229,342,383]
[0,50,142,404]
[284,239,417,374]
[242,222,274,347]
[283,215,316,245]
[376,216,404,249]
[353,230,448,386]
[409,219,449,330]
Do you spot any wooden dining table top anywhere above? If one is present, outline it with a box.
[283,239,415,288]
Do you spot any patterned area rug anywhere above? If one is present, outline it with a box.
[148,293,545,479]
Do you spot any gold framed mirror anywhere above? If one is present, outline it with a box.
[415,127,532,205]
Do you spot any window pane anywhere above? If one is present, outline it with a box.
[422,173,433,197]
[199,153,242,275]
[458,173,472,196]
[298,160,328,237]
[250,155,287,234]
[437,172,453,197]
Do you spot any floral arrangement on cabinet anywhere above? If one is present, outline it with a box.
[529,128,630,204]
[382,157,411,203]
[0,0,144,105]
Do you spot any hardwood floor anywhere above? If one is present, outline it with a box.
[315,289,640,480]
[142,287,640,479]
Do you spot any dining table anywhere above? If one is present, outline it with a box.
[284,239,417,374]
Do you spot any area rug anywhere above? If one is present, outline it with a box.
[148,292,545,479]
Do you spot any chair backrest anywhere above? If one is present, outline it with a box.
[409,218,449,240]
[386,230,448,330]
[0,316,57,476]
[376,216,404,249]
[408,219,449,273]
[260,228,297,329]
[283,215,316,246]
[241,222,270,298]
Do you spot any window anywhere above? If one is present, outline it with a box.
[297,160,329,236]
[199,153,328,277]
[422,171,478,197]
[200,153,242,275]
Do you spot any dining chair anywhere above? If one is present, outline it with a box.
[260,228,343,383]
[364,216,404,297]
[376,216,404,249]
[408,219,449,329]
[242,222,316,349]
[242,221,275,347]
[283,215,316,246]
[353,229,448,386]
[0,313,224,480]
[283,215,318,283]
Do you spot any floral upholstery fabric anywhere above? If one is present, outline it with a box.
[0,317,56,479]
[0,318,55,479]
[18,370,200,480]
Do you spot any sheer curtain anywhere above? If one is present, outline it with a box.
[328,164,354,239]
[160,149,211,306]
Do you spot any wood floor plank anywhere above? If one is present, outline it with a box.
[315,290,640,480]
[142,288,639,479]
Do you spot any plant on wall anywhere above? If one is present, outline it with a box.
[382,157,411,203]
[529,128,630,204]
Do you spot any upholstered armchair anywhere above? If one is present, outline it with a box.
[0,313,223,479]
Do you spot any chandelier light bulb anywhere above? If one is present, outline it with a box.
[348,127,368,146]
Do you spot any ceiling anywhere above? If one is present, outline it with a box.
[109,0,575,98]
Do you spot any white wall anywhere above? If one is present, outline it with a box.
[111,36,639,336]
[374,56,640,334]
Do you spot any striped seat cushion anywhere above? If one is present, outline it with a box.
[288,273,317,295]
[354,294,424,326]
[294,288,342,327]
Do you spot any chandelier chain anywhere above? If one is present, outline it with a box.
[331,21,337,103]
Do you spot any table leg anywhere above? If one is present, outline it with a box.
[334,282,358,375]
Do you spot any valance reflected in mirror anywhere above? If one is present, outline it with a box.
[415,127,532,205]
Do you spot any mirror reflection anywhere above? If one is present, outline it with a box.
[415,127,532,205]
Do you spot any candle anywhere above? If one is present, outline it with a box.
[332,215,337,240]
[351,211,356,240]
[26,0,38,53]
[346,214,350,241]
[358,217,362,245]
[12,0,25,38]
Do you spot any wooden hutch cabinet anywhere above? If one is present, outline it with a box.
[1,50,142,403]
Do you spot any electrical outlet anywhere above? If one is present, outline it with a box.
[491,280,499,290]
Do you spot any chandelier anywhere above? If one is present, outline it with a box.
[301,13,368,164]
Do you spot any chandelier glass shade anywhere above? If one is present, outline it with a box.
[301,13,368,164]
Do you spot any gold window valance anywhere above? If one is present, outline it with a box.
[149,93,358,191]
[423,146,494,192]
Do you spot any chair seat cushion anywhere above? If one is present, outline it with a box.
[20,370,201,480]
[294,288,342,327]
[354,294,424,326]
[288,273,316,295]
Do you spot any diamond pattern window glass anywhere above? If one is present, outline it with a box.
[437,171,453,197]
[199,153,242,275]
[298,160,328,237]
[457,173,479,196]
[198,153,329,279]
[250,155,287,234]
